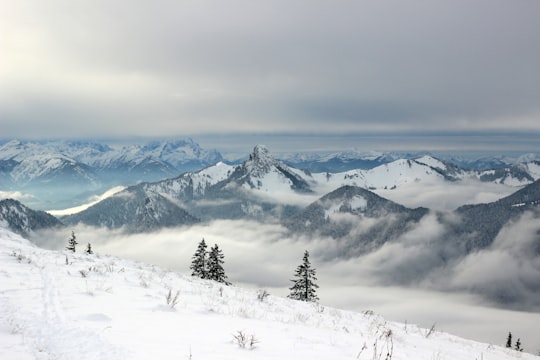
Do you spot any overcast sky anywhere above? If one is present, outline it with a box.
[2,0,540,152]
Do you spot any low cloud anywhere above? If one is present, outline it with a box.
[351,213,448,285]
[251,188,321,207]
[445,212,540,309]
[33,208,540,352]
[0,191,34,201]
[375,178,516,211]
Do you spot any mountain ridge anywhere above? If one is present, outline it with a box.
[0,198,64,237]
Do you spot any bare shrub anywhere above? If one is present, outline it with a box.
[11,251,31,264]
[256,289,270,302]
[165,289,180,309]
[425,323,436,338]
[232,331,259,349]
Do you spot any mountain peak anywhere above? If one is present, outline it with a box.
[250,144,272,161]
[245,145,276,176]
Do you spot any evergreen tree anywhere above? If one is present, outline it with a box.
[85,243,94,255]
[66,231,78,253]
[190,238,208,279]
[515,338,523,352]
[207,244,230,285]
[288,250,319,302]
[506,332,512,348]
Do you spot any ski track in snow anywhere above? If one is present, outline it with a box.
[1,227,538,360]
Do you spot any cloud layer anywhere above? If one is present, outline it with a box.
[35,206,540,351]
[2,0,540,145]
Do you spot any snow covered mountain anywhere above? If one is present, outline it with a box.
[63,186,200,232]
[3,139,540,212]
[285,185,428,256]
[284,150,540,186]
[310,157,453,192]
[0,139,225,209]
[59,146,540,233]
[476,163,539,186]
[283,149,404,172]
[0,140,100,188]
[453,178,540,253]
[0,138,224,189]
[218,145,313,193]
[62,146,312,228]
[1,227,537,360]
[0,198,63,237]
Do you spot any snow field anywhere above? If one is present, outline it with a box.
[0,228,537,360]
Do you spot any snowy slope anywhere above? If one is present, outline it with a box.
[1,228,536,360]
[414,155,448,172]
[149,161,235,198]
[312,158,447,193]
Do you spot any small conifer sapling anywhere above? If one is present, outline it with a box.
[506,332,512,348]
[66,231,78,253]
[85,243,94,255]
[288,250,319,302]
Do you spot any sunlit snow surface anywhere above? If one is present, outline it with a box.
[1,228,536,360]
[47,186,127,216]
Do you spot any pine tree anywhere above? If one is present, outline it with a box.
[85,243,94,255]
[190,238,208,279]
[506,332,512,348]
[66,231,78,253]
[207,244,230,285]
[515,338,523,352]
[288,250,319,302]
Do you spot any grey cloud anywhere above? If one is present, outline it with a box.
[445,212,540,309]
[2,0,540,140]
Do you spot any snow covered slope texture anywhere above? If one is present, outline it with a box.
[0,228,535,360]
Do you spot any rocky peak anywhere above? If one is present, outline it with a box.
[245,145,277,177]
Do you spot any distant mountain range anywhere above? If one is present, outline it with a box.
[2,152,539,259]
[2,145,540,307]
[52,146,540,258]
[0,139,223,188]
[283,149,540,174]
[2,141,540,247]
[0,139,223,208]
[2,139,540,210]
